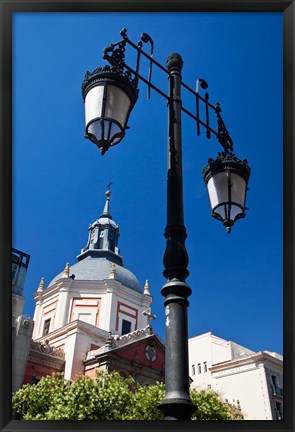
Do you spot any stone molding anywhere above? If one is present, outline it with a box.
[30,340,65,360]
[85,326,158,361]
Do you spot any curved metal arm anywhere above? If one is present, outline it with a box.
[215,103,234,153]
[140,32,154,100]
[103,28,235,154]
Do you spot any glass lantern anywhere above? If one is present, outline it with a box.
[82,66,138,155]
[202,152,251,233]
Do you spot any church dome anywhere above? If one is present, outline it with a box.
[48,186,142,293]
[48,256,142,292]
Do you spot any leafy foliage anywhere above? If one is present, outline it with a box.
[126,381,165,420]
[13,371,243,420]
[191,388,235,420]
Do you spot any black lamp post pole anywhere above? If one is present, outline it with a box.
[158,53,196,420]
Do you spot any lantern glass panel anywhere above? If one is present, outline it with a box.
[216,205,226,219]
[87,121,102,142]
[88,120,123,144]
[105,84,131,127]
[231,173,246,207]
[207,171,229,208]
[230,205,243,219]
[85,85,104,125]
[109,122,122,143]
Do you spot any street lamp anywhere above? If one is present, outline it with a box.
[82,28,251,420]
[202,152,250,234]
[82,66,138,155]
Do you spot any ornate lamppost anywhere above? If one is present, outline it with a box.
[81,28,251,420]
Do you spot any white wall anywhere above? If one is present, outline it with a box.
[212,363,272,420]
[33,278,151,339]
[188,332,231,388]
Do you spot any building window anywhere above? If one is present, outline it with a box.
[197,363,202,374]
[271,375,278,387]
[271,374,283,396]
[192,365,195,376]
[43,318,51,336]
[99,230,104,248]
[275,401,283,420]
[121,319,131,335]
[203,361,208,373]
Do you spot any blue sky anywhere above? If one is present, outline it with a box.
[12,12,283,354]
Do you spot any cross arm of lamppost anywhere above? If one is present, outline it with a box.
[81,28,250,234]
[101,28,234,154]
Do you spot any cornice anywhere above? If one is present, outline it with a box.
[28,353,64,370]
[85,329,164,362]
[34,319,109,344]
[33,279,71,301]
[33,278,110,301]
[211,351,283,373]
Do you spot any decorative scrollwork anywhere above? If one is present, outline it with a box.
[103,40,126,73]
[215,103,234,153]
[83,28,237,158]
[30,340,65,359]
[202,151,251,181]
[81,64,138,99]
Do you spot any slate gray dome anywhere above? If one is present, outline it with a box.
[48,187,142,293]
[49,256,142,293]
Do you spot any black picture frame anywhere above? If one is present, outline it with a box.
[0,1,294,431]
